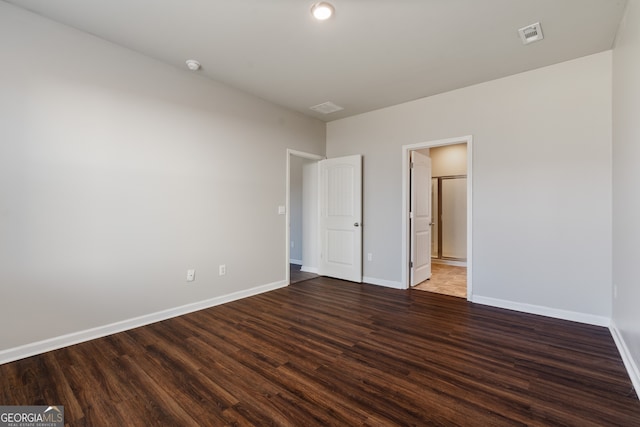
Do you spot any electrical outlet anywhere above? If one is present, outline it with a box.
[187,269,195,282]
[219,264,226,276]
[367,253,372,262]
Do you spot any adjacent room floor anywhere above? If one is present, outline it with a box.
[289,263,318,284]
[413,262,467,298]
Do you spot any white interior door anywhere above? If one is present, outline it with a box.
[410,151,432,286]
[318,155,362,282]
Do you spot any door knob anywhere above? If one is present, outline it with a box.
[354,222,360,227]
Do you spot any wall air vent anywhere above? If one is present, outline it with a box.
[518,22,544,45]
[310,101,344,114]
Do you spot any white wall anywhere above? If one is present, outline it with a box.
[289,156,304,263]
[0,2,325,353]
[430,144,467,177]
[327,52,612,322]
[302,162,319,273]
[612,0,640,391]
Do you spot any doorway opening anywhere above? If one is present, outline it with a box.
[401,136,472,300]
[286,150,323,284]
[286,150,364,285]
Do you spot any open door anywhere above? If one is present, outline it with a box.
[318,155,362,283]
[410,150,432,286]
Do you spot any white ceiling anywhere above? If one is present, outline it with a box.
[5,0,627,121]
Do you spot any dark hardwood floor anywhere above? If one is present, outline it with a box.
[1,277,639,426]
[289,263,318,284]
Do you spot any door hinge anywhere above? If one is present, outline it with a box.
[410,261,414,268]
[410,162,414,169]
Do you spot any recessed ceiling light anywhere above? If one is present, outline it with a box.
[311,2,334,21]
[185,59,201,71]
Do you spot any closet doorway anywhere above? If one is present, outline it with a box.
[431,168,467,263]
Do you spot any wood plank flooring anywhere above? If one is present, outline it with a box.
[1,276,639,426]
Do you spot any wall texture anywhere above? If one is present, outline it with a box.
[612,0,640,391]
[327,51,612,322]
[0,2,325,353]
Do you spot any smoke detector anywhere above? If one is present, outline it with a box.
[309,101,344,114]
[518,22,544,45]
[185,59,201,71]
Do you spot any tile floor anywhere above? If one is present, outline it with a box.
[413,262,467,298]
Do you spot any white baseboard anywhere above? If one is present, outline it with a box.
[0,280,288,366]
[471,295,610,327]
[610,321,640,398]
[363,276,404,289]
[301,266,318,274]
[289,259,302,265]
[432,259,467,267]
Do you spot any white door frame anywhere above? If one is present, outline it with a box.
[286,149,324,284]
[401,136,473,299]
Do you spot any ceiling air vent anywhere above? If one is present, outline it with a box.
[310,101,344,114]
[518,22,544,45]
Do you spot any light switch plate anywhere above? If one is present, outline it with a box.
[278,205,286,215]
